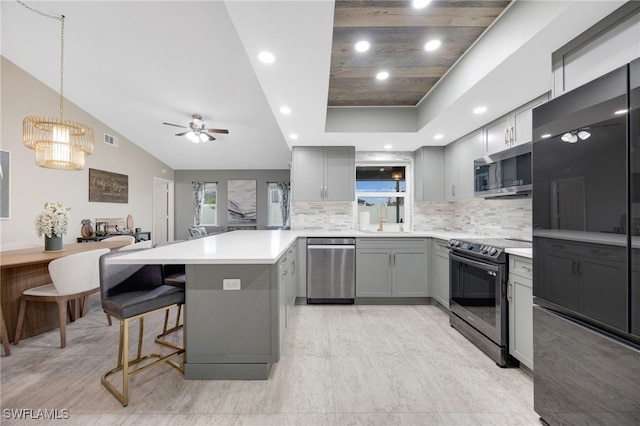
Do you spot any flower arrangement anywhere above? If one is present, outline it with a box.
[34,202,70,238]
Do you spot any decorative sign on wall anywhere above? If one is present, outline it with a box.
[228,179,257,225]
[89,168,129,203]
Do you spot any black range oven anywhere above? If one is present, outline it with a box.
[448,238,531,367]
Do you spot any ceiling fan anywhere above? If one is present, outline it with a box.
[162,114,229,143]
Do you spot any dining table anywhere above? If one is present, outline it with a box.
[0,240,130,343]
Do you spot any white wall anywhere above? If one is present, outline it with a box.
[0,57,174,248]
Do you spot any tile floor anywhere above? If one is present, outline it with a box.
[0,297,540,425]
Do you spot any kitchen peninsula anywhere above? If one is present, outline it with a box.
[105,230,299,380]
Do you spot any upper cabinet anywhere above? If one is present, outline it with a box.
[414,146,445,202]
[485,94,549,155]
[444,131,484,201]
[292,146,355,202]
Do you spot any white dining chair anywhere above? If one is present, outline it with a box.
[100,235,135,245]
[14,248,111,348]
[118,240,153,251]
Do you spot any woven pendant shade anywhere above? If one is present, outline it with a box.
[23,116,94,170]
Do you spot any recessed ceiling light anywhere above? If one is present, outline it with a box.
[434,134,443,140]
[614,109,628,115]
[376,71,389,81]
[289,133,299,140]
[473,106,487,114]
[412,0,431,9]
[384,144,392,149]
[541,134,552,139]
[280,106,291,115]
[258,51,275,64]
[355,40,370,52]
[424,40,441,51]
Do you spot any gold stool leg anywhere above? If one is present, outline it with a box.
[101,306,185,407]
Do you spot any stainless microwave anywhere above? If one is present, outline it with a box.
[474,142,532,198]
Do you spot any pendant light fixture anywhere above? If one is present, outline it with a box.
[19,0,94,170]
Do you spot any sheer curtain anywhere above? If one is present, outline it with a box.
[192,182,205,225]
[277,182,291,229]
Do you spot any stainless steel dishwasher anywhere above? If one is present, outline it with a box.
[306,237,356,304]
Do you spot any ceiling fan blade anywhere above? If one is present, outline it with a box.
[163,122,187,129]
[175,131,190,136]
[206,128,229,134]
[203,133,217,141]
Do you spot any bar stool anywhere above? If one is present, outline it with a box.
[153,241,186,343]
[99,251,185,406]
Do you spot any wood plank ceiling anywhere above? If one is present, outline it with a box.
[328,0,512,107]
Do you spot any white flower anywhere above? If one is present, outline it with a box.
[34,202,70,238]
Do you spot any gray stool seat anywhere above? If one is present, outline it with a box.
[102,286,184,319]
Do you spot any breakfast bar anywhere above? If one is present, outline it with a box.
[105,230,298,380]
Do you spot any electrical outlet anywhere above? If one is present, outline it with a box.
[223,278,241,290]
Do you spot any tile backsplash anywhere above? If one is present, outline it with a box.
[292,197,531,238]
[414,197,532,240]
[292,202,354,231]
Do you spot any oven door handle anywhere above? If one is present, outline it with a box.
[449,252,500,273]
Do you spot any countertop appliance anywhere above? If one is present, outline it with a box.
[306,237,356,304]
[474,142,532,198]
[448,237,532,366]
[532,59,640,425]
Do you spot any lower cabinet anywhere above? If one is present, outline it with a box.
[508,255,533,370]
[356,239,427,297]
[431,239,450,309]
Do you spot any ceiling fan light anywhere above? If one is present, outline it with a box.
[561,132,578,143]
[199,133,208,143]
[578,130,591,140]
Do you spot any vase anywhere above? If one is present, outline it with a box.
[81,221,94,238]
[44,235,63,251]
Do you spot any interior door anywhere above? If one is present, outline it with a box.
[153,177,174,245]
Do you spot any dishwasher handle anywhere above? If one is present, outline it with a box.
[307,244,355,250]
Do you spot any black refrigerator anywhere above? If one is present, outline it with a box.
[532,59,640,425]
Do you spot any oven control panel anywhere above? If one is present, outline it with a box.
[448,239,505,262]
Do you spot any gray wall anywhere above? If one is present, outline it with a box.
[174,169,290,240]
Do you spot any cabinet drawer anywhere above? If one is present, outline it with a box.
[357,238,425,250]
[509,256,532,280]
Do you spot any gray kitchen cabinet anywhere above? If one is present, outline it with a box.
[296,237,306,298]
[292,146,355,201]
[485,94,548,155]
[534,238,627,331]
[414,146,445,201]
[286,242,297,323]
[445,141,458,201]
[356,238,427,297]
[508,255,533,370]
[444,131,483,201]
[456,131,484,200]
[431,239,450,309]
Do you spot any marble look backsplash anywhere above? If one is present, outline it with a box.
[292,197,531,238]
[414,197,532,240]
[291,202,355,231]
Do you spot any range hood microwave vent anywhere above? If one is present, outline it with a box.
[474,142,532,199]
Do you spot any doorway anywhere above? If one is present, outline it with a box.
[153,177,174,245]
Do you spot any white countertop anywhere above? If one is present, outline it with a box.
[106,229,532,265]
[107,230,299,265]
[505,248,532,259]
